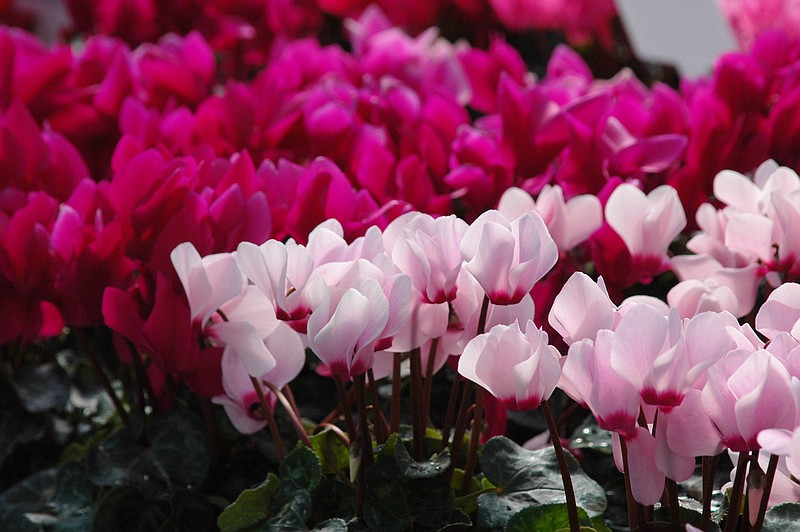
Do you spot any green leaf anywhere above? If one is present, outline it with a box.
[477,436,607,530]
[436,508,473,531]
[652,499,721,532]
[309,475,355,524]
[136,406,211,489]
[51,460,95,510]
[569,419,613,454]
[763,502,800,532]
[278,446,322,498]
[159,488,218,532]
[87,407,210,490]
[309,427,350,474]
[0,405,46,468]
[86,428,143,486]
[217,473,280,532]
[12,362,70,412]
[0,468,56,532]
[363,439,454,530]
[505,503,594,532]
[395,446,450,480]
[92,486,171,532]
[312,518,348,531]
[267,490,311,529]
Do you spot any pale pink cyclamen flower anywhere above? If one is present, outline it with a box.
[212,321,305,434]
[305,258,411,377]
[667,349,798,456]
[671,161,800,314]
[496,185,602,252]
[547,271,670,347]
[755,282,800,340]
[170,242,279,377]
[667,266,761,319]
[605,183,686,279]
[382,212,467,351]
[461,210,558,305]
[611,305,736,409]
[236,239,314,327]
[418,267,537,378]
[458,320,561,411]
[561,331,668,504]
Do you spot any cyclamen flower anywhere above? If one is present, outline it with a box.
[170,242,279,377]
[382,212,467,351]
[458,320,561,411]
[668,349,797,455]
[756,282,800,340]
[305,258,411,377]
[497,185,602,252]
[212,321,305,434]
[461,210,557,305]
[605,183,686,280]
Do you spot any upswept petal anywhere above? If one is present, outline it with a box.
[756,282,800,340]
[611,303,670,391]
[463,220,514,301]
[209,320,277,377]
[309,287,372,371]
[548,272,615,345]
[713,169,762,213]
[263,322,305,388]
[723,213,775,263]
[655,412,696,482]
[732,350,795,449]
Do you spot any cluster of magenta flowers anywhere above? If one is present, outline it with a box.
[8,1,800,530]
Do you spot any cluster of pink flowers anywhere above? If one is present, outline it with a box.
[7,0,800,520]
[551,271,800,508]
[159,200,571,431]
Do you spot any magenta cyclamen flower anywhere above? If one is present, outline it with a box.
[461,210,558,305]
[458,320,561,411]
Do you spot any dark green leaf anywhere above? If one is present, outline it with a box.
[217,473,279,532]
[364,439,454,530]
[0,405,46,468]
[763,502,800,532]
[278,446,322,498]
[652,499,721,532]
[267,490,311,529]
[310,475,355,524]
[158,488,217,532]
[436,508,473,531]
[395,446,450,480]
[309,427,350,474]
[13,362,71,412]
[51,460,95,510]
[139,406,211,489]
[569,420,613,454]
[36,460,97,530]
[86,428,143,486]
[312,518,348,531]
[0,468,56,532]
[92,486,171,532]
[504,503,594,532]
[478,436,607,530]
[87,407,210,490]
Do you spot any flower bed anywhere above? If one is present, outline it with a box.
[4,1,800,531]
